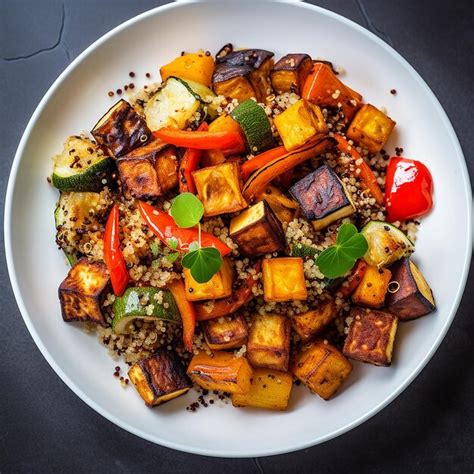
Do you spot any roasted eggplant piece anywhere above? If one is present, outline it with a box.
[128,349,191,407]
[203,314,248,350]
[351,265,392,309]
[91,99,151,158]
[58,258,110,325]
[271,53,313,95]
[290,164,356,231]
[343,307,398,366]
[229,200,286,257]
[386,258,435,320]
[262,257,308,302]
[255,185,299,224]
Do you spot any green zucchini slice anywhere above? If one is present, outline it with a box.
[290,242,320,259]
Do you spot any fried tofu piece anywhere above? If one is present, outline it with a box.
[262,257,308,302]
[292,340,352,400]
[351,265,392,309]
[203,314,248,350]
[271,53,313,95]
[343,307,398,366]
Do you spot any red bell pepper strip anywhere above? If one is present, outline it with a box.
[153,127,246,151]
[179,122,208,194]
[103,204,129,297]
[138,201,232,256]
[240,146,287,181]
[339,260,367,298]
[385,157,433,222]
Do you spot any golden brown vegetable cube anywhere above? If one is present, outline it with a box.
[271,54,313,95]
[346,104,396,153]
[262,257,308,302]
[203,314,248,350]
[128,349,191,407]
[255,185,299,224]
[213,76,256,103]
[274,99,328,151]
[58,258,110,326]
[247,313,291,371]
[187,350,252,394]
[292,339,352,400]
[184,258,233,301]
[193,162,247,217]
[232,368,293,411]
[343,307,398,366]
[351,265,392,309]
[290,297,337,342]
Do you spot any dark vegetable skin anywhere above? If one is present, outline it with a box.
[271,54,313,95]
[214,49,274,80]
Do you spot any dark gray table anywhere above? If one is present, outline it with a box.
[1,1,473,472]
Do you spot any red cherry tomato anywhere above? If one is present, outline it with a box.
[385,157,433,222]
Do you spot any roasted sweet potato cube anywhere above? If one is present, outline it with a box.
[271,54,313,95]
[292,340,352,400]
[248,56,274,103]
[91,99,151,157]
[247,313,291,371]
[346,104,396,153]
[203,314,248,350]
[343,307,398,366]
[128,349,191,407]
[386,258,435,320]
[160,50,215,87]
[232,368,293,411]
[262,257,308,302]
[291,297,337,342]
[187,350,252,394]
[213,76,256,103]
[352,265,392,308]
[193,162,247,217]
[58,258,110,326]
[290,165,355,231]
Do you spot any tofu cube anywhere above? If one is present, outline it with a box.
[271,54,313,95]
[343,307,398,366]
[351,265,392,308]
[262,257,308,302]
[290,165,355,231]
[292,340,352,400]
[346,104,396,153]
[203,314,248,350]
[247,313,291,371]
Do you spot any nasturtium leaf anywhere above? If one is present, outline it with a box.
[170,192,204,228]
[336,223,357,245]
[182,247,222,283]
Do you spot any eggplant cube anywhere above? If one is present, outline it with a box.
[262,257,308,302]
[290,165,355,231]
[274,99,328,151]
[58,258,110,326]
[229,200,286,257]
[351,265,392,309]
[343,307,398,366]
[271,53,313,95]
[91,99,151,158]
[203,314,248,350]
[386,258,435,320]
[247,313,291,371]
[346,104,396,153]
[292,340,352,400]
[193,162,248,217]
[128,349,191,407]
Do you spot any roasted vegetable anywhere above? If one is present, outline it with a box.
[290,164,355,231]
[386,258,435,320]
[292,339,352,400]
[187,350,252,394]
[203,314,248,350]
[232,368,293,411]
[343,307,398,366]
[241,146,286,181]
[91,99,151,158]
[247,313,291,371]
[339,260,368,297]
[128,349,191,406]
[290,242,319,259]
[160,50,215,87]
[262,257,308,302]
[229,200,286,257]
[271,53,313,95]
[351,265,392,309]
[255,184,299,224]
[180,122,208,192]
[58,258,110,325]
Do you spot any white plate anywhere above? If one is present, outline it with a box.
[5,0,472,458]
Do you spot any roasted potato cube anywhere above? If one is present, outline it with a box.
[213,76,256,104]
[255,185,299,224]
[346,104,396,153]
[262,257,308,302]
[128,349,191,407]
[232,368,293,411]
[291,297,337,342]
[247,313,291,371]
[292,339,352,400]
[343,307,398,366]
[187,350,252,394]
[274,99,328,151]
[160,50,215,87]
[184,258,233,301]
[271,54,313,95]
[91,99,151,158]
[386,258,435,320]
[193,162,247,216]
[351,265,392,309]
[290,165,355,231]
[203,314,248,350]
[58,258,110,326]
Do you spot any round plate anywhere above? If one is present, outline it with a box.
[5,0,471,457]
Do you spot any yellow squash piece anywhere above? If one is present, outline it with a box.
[160,51,215,87]
[351,265,392,308]
[203,314,248,350]
[262,257,308,302]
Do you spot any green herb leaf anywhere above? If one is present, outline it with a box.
[150,240,161,258]
[170,193,204,228]
[182,247,222,283]
[166,237,178,250]
[165,251,180,264]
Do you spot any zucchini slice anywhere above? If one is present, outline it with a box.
[290,242,319,259]
[361,221,414,267]
[55,191,103,230]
